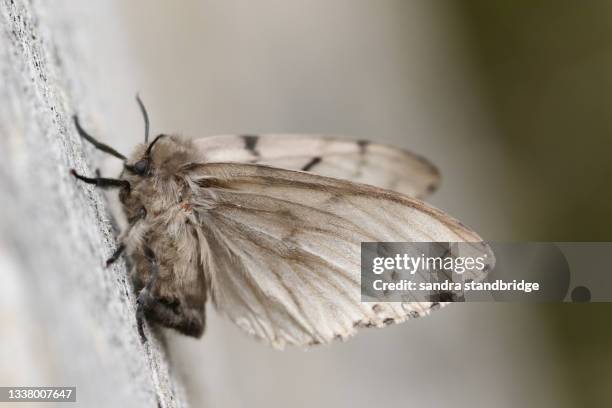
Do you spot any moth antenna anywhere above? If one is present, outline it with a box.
[145,134,166,156]
[73,115,127,161]
[135,93,150,143]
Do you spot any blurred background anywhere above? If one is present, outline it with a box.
[5,0,612,407]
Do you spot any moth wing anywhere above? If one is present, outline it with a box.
[193,134,440,199]
[187,163,492,349]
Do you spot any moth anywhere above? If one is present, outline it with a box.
[71,96,492,349]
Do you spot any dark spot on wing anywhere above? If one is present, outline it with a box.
[324,194,344,206]
[357,139,369,154]
[301,156,322,171]
[383,318,394,326]
[354,320,366,328]
[241,134,260,156]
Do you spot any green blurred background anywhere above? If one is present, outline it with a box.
[459,1,612,241]
[459,2,612,407]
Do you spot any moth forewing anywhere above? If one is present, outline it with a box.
[184,161,492,348]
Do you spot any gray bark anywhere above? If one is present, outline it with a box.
[0,1,187,407]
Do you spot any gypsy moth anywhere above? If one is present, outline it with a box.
[71,96,491,348]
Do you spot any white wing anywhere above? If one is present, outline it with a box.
[193,134,440,199]
[186,163,492,349]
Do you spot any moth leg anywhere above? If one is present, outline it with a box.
[105,243,125,267]
[136,296,153,342]
[106,208,146,269]
[73,115,126,160]
[70,169,130,190]
[135,247,159,342]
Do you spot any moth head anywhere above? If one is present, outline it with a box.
[124,134,166,177]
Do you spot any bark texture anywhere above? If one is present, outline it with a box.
[0,1,187,406]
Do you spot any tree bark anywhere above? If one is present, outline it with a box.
[0,1,187,406]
